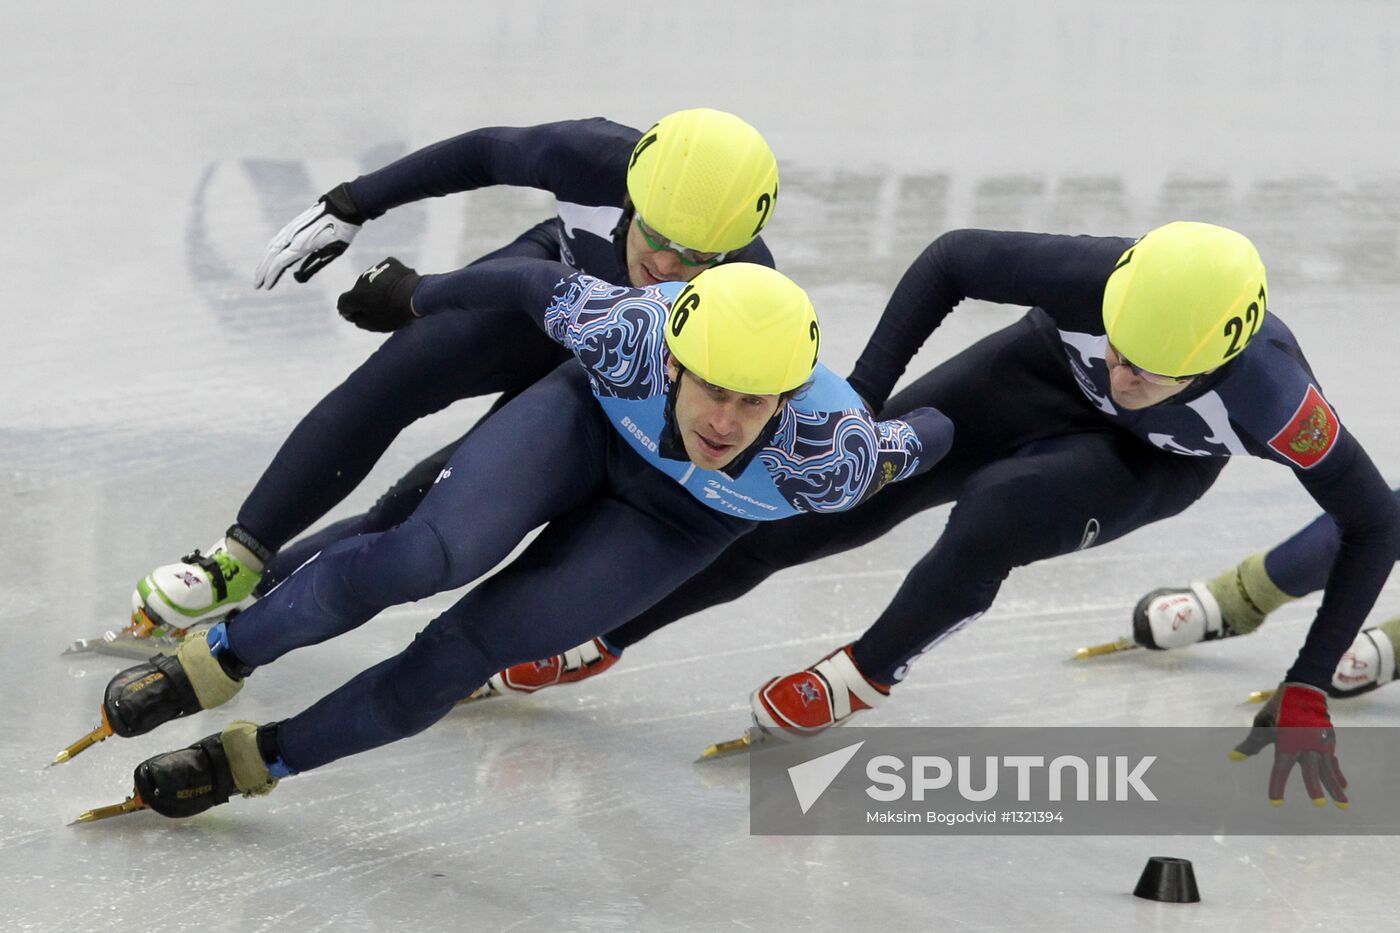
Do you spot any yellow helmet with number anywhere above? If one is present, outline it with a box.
[1102,221,1268,378]
[626,109,780,254]
[664,263,819,395]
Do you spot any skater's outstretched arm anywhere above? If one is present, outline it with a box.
[848,230,1131,409]
[254,118,642,289]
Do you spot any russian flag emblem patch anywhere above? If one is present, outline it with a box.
[1268,384,1340,469]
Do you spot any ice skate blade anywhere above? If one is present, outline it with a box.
[62,631,181,660]
[71,792,146,825]
[62,637,110,656]
[697,730,764,762]
[1246,688,1275,705]
[1072,637,1140,660]
[51,714,114,766]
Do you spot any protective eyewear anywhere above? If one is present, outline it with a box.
[1106,342,1200,387]
[635,215,726,267]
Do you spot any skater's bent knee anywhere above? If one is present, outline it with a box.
[348,518,458,602]
[383,622,496,722]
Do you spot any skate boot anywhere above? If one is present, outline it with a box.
[1330,626,1399,698]
[134,721,278,818]
[698,646,889,761]
[133,528,268,635]
[1132,552,1291,652]
[751,645,889,736]
[1132,582,1236,649]
[471,637,622,699]
[102,622,249,739]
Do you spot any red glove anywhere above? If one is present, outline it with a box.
[1230,682,1348,808]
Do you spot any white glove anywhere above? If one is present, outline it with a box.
[254,185,364,290]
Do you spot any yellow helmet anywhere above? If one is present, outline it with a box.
[1102,221,1268,378]
[627,109,780,254]
[664,263,819,395]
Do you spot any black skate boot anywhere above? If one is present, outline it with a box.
[103,654,204,738]
[53,625,251,768]
[134,721,278,819]
[103,623,249,738]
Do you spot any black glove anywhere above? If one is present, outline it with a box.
[337,257,423,332]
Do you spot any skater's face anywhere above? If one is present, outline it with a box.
[1105,341,1197,409]
[668,362,782,471]
[626,215,723,288]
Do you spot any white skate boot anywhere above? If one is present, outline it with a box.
[64,530,267,660]
[135,539,262,627]
[1330,627,1398,698]
[123,538,262,650]
[1132,582,1230,649]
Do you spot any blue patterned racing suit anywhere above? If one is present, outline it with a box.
[219,259,951,773]
[235,118,776,584]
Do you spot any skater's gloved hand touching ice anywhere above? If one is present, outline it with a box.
[337,257,422,332]
[254,183,366,289]
[1230,682,1348,808]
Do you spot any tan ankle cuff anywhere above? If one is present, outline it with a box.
[1237,551,1295,614]
[1206,551,1294,634]
[223,536,265,574]
[1374,616,1400,669]
[176,634,244,709]
[222,721,278,796]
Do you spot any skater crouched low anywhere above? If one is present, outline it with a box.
[473,223,1400,805]
[78,255,952,818]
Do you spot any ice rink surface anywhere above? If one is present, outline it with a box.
[5,1,1400,930]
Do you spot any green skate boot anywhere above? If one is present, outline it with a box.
[132,526,269,636]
